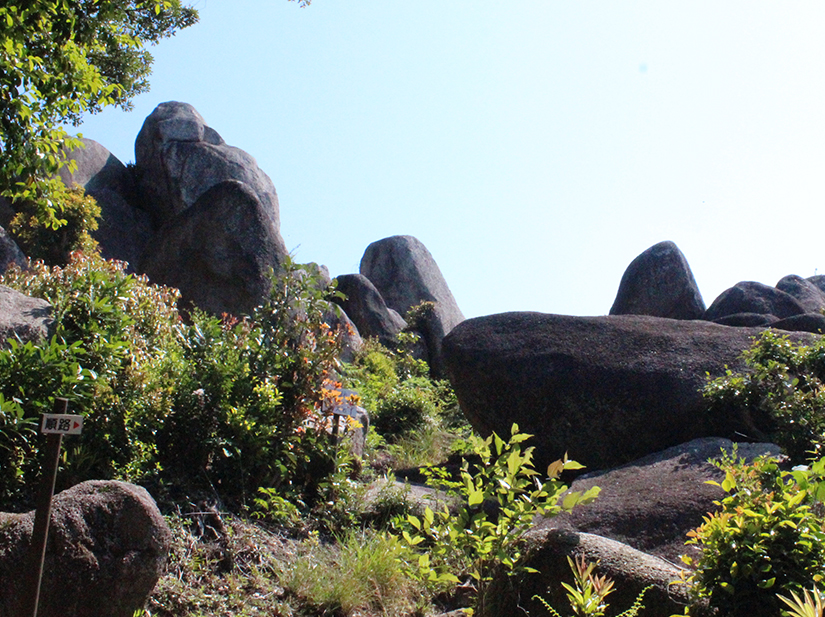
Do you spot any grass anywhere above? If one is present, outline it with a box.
[284,530,425,616]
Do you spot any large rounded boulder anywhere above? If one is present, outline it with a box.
[360,235,464,375]
[332,273,407,347]
[139,180,287,316]
[57,137,152,268]
[704,281,806,322]
[0,285,53,345]
[0,481,170,617]
[135,102,284,238]
[610,241,705,319]
[442,312,812,471]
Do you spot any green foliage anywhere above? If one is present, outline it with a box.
[0,1,197,218]
[0,253,349,509]
[284,529,424,617]
[682,451,825,617]
[0,252,181,498]
[778,587,825,617]
[703,330,825,462]
[534,556,651,617]
[346,337,459,442]
[396,424,600,616]
[8,185,101,265]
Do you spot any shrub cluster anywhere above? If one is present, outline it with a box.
[682,452,825,617]
[0,252,347,509]
[703,329,825,462]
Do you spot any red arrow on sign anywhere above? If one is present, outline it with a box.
[73,421,81,430]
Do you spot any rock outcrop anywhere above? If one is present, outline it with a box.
[775,274,825,313]
[442,312,812,471]
[58,137,152,268]
[132,102,288,316]
[135,101,284,234]
[704,281,806,322]
[545,438,781,564]
[489,529,692,617]
[0,480,170,617]
[360,235,464,375]
[332,273,407,347]
[610,241,705,320]
[0,285,53,344]
[139,179,287,316]
[0,228,26,274]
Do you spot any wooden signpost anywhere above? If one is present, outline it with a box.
[24,398,83,617]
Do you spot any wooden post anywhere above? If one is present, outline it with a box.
[24,397,68,617]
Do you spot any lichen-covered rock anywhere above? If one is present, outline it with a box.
[0,480,170,617]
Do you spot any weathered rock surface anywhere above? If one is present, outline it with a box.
[0,480,170,617]
[0,285,53,344]
[775,274,825,313]
[332,273,407,347]
[489,529,692,617]
[360,235,463,375]
[0,227,26,274]
[808,274,825,295]
[544,438,781,565]
[772,312,825,334]
[610,241,705,320]
[442,312,812,471]
[139,180,287,316]
[135,102,284,241]
[57,138,152,268]
[712,312,776,327]
[704,281,806,321]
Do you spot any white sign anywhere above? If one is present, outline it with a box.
[41,414,83,435]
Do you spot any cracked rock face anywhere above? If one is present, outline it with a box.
[135,102,283,235]
[134,102,288,315]
[0,480,171,617]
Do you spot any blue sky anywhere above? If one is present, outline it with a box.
[76,1,825,319]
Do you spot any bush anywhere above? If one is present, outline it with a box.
[345,337,459,442]
[0,253,349,510]
[396,424,600,616]
[682,451,825,617]
[703,330,825,462]
[8,185,101,266]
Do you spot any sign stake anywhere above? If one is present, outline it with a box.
[25,398,69,617]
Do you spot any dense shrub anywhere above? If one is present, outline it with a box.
[682,452,825,617]
[8,185,101,266]
[0,253,348,509]
[703,330,825,462]
[345,337,459,441]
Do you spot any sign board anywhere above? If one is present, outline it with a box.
[41,414,83,435]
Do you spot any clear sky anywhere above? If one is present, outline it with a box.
[76,1,825,319]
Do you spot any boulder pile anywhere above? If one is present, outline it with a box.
[0,101,465,373]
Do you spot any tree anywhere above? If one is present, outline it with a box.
[0,1,198,225]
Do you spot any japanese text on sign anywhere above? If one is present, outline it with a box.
[41,414,83,435]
